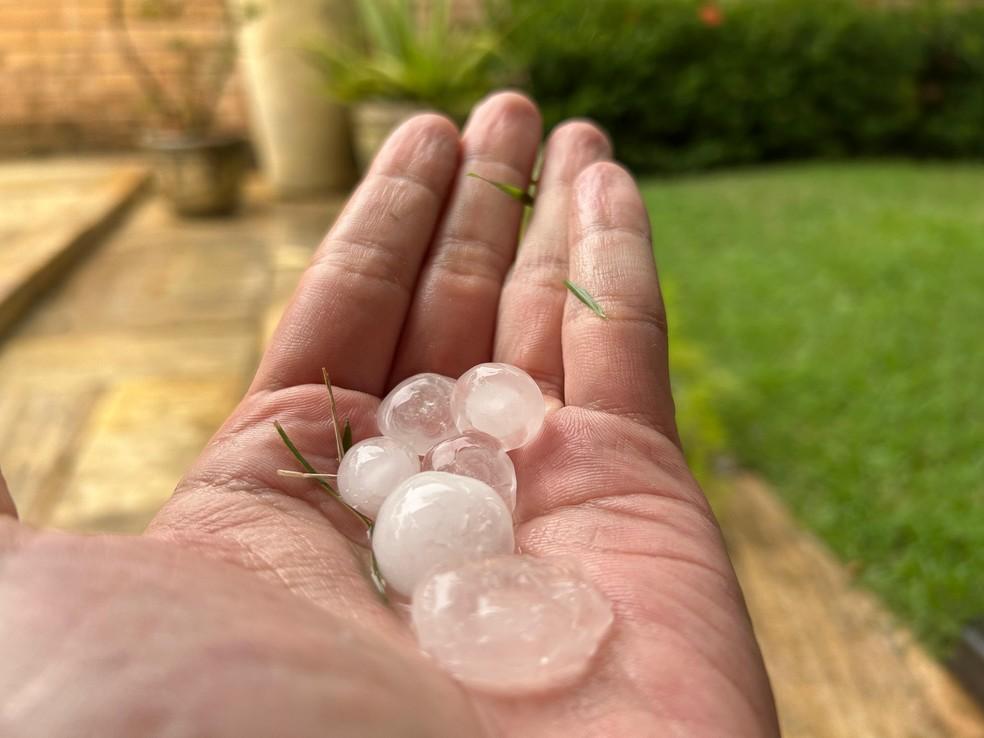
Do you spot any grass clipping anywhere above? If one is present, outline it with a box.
[274,370,385,597]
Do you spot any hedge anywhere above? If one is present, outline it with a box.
[501,0,984,172]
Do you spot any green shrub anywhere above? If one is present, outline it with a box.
[664,282,737,488]
[501,0,984,172]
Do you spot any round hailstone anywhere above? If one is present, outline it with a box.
[377,373,458,455]
[371,471,514,597]
[336,436,420,518]
[411,555,614,694]
[422,431,517,512]
[451,363,545,450]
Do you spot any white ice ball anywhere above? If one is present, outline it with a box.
[377,373,457,455]
[411,555,614,693]
[422,431,517,512]
[451,363,546,450]
[371,471,514,597]
[336,436,420,518]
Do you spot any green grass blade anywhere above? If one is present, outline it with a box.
[274,420,321,476]
[342,419,354,454]
[369,547,388,602]
[564,279,608,319]
[322,368,345,463]
[273,421,372,529]
[467,172,534,206]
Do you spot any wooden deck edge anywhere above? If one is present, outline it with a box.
[951,622,984,710]
[723,473,984,738]
[0,166,150,339]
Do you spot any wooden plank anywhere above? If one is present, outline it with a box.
[724,474,984,738]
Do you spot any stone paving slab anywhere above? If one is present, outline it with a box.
[47,375,244,532]
[0,158,149,338]
[0,183,342,533]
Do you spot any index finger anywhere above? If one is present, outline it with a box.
[250,115,460,397]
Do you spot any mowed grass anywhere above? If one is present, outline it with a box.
[640,162,984,655]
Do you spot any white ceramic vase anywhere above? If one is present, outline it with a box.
[233,0,356,196]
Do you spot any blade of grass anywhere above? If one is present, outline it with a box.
[273,420,372,529]
[342,419,354,454]
[369,547,388,603]
[467,172,534,206]
[322,368,345,463]
[564,279,608,320]
[277,469,338,480]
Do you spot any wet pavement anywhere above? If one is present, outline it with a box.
[0,170,341,531]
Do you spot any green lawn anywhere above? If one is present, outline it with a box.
[641,162,984,655]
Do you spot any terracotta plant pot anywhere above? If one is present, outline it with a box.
[352,101,429,173]
[143,135,248,217]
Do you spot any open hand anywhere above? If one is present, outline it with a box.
[0,92,779,737]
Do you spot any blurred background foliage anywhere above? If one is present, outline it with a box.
[663,281,736,490]
[499,0,984,172]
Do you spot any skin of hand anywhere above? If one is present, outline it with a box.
[0,92,780,738]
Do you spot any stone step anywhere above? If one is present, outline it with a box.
[0,159,149,339]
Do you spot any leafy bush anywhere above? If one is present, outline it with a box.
[501,0,984,172]
[658,281,737,488]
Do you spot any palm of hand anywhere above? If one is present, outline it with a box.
[0,94,778,738]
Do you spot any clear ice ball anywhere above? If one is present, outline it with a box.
[377,373,458,455]
[411,555,614,693]
[371,471,514,597]
[451,363,546,450]
[422,431,517,512]
[336,436,420,518]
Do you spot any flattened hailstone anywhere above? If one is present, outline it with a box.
[371,471,514,597]
[451,363,545,450]
[336,436,420,518]
[377,373,457,455]
[411,556,614,694]
[422,431,517,512]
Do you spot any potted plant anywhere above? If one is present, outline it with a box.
[308,0,514,171]
[110,0,248,216]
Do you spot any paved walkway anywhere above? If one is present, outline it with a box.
[0,170,981,737]
[0,157,148,338]
[0,180,341,531]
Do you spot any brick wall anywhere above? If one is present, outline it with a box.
[0,0,490,158]
[0,0,247,156]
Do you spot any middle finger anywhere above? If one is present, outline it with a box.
[389,92,542,385]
